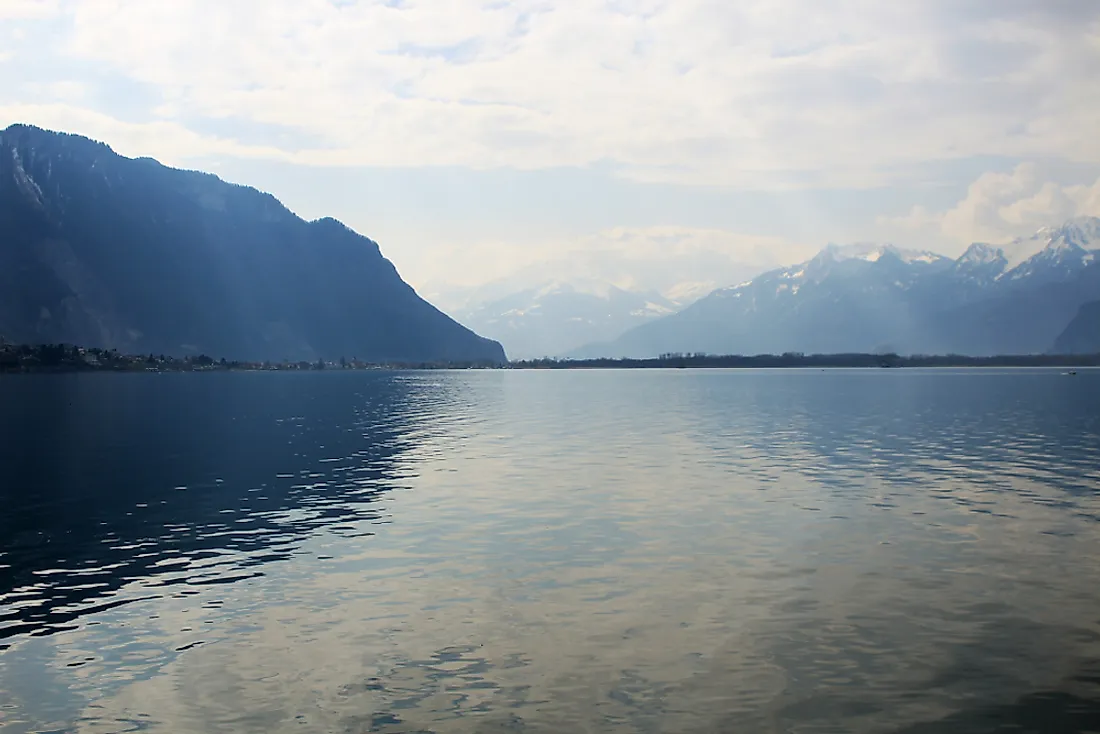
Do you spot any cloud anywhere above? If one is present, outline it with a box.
[879,163,1100,247]
[0,103,299,166]
[1,0,1098,187]
[0,0,58,20]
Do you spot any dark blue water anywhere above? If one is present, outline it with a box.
[2,369,1100,733]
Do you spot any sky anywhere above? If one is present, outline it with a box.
[3,0,1100,304]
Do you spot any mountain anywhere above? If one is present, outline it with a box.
[1052,300,1100,354]
[574,219,1100,358]
[450,281,682,359]
[0,125,505,363]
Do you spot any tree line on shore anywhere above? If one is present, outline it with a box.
[0,343,498,372]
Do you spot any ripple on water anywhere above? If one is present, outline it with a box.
[0,369,1099,733]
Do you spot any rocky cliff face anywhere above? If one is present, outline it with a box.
[0,125,505,363]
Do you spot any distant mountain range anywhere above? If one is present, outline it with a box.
[449,281,683,359]
[573,218,1100,358]
[0,125,505,363]
[5,125,1097,363]
[425,249,772,359]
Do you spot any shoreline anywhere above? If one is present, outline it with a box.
[3,355,1099,375]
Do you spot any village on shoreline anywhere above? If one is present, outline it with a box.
[2,341,1098,373]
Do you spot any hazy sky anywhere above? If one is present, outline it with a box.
[3,0,1100,298]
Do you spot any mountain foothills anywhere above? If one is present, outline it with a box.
[573,218,1100,358]
[0,125,505,364]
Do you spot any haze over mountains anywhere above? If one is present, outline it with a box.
[2,124,1098,363]
[572,218,1100,358]
[1054,301,1100,355]
[446,281,683,360]
[424,239,780,359]
[0,125,505,364]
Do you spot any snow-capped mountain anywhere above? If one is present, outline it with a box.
[450,280,684,359]
[1000,218,1100,287]
[815,242,950,266]
[573,218,1100,358]
[1002,216,1100,270]
[952,243,1009,286]
[951,217,1100,286]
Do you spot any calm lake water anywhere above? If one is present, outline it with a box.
[2,369,1100,733]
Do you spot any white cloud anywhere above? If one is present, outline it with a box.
[0,0,58,20]
[878,204,941,233]
[0,103,298,166]
[879,163,1100,248]
[1,0,1097,187]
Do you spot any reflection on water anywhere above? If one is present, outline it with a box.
[1,369,1099,733]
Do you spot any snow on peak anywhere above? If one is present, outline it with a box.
[662,281,720,303]
[890,247,950,265]
[1054,216,1100,249]
[533,281,577,299]
[630,301,676,317]
[533,279,622,300]
[1000,217,1100,272]
[958,242,1007,267]
[817,242,884,262]
[1042,216,1100,244]
[712,280,753,298]
[1002,232,1056,271]
[814,242,947,265]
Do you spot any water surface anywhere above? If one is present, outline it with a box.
[2,369,1100,733]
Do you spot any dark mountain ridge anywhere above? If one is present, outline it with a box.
[1052,300,1100,355]
[0,124,505,363]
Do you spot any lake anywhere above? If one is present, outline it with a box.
[2,369,1100,733]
